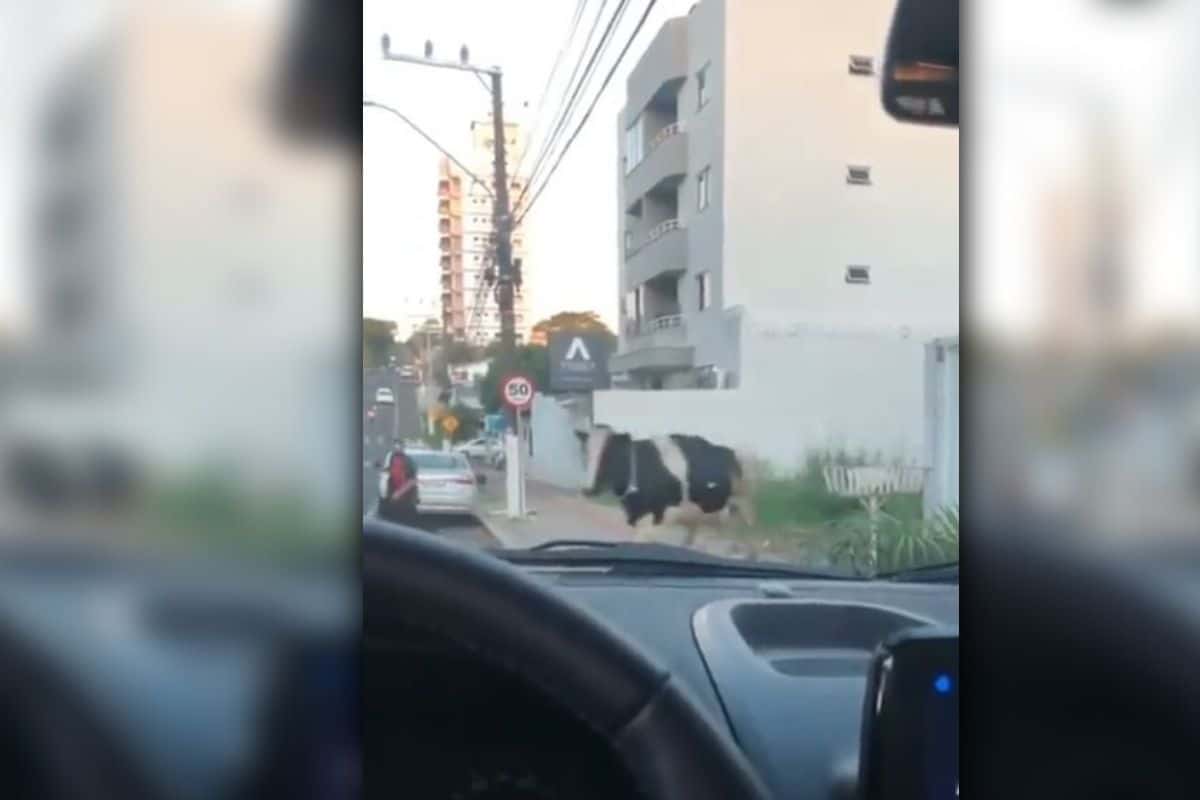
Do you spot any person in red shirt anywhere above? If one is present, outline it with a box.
[380,440,419,522]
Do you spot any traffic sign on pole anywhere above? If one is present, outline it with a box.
[499,372,535,411]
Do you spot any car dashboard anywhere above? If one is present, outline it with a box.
[0,542,955,800]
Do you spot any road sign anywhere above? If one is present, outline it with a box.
[500,373,535,411]
[441,415,459,435]
[549,331,612,391]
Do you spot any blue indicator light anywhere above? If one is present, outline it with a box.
[934,674,952,694]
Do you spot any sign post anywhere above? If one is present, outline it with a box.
[499,373,535,519]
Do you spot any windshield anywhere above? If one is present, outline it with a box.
[362,0,959,579]
[409,452,468,471]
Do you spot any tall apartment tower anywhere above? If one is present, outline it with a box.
[439,115,531,346]
[613,0,959,389]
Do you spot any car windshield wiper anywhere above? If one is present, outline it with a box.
[877,560,959,583]
[492,540,855,580]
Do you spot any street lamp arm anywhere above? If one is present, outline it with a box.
[362,100,494,198]
[381,49,500,78]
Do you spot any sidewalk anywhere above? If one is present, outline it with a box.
[475,469,772,560]
[477,470,633,548]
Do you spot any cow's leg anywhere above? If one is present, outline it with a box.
[680,523,698,547]
[730,496,757,529]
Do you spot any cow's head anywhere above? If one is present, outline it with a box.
[577,426,630,496]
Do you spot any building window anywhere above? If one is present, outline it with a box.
[697,63,711,109]
[624,114,644,174]
[847,165,872,185]
[845,265,871,284]
[697,167,711,210]
[697,271,712,310]
[624,229,633,254]
[848,55,875,76]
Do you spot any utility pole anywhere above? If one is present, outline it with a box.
[489,72,517,354]
[380,35,517,356]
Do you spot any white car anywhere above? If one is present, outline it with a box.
[374,387,395,404]
[398,365,418,381]
[454,437,498,461]
[407,450,479,515]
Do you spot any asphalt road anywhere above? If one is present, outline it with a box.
[362,368,494,548]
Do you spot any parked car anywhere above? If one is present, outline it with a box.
[398,365,418,381]
[403,449,479,515]
[375,387,395,404]
[454,437,498,461]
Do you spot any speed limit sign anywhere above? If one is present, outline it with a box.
[500,373,536,411]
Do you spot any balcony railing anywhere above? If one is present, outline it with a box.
[626,121,686,175]
[624,313,685,339]
[627,218,682,257]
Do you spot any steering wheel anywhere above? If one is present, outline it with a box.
[362,518,773,800]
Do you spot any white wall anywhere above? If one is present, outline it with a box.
[528,393,588,490]
[722,0,958,335]
[595,324,928,474]
[923,338,959,514]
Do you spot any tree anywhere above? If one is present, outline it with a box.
[446,403,482,443]
[442,340,483,366]
[363,318,399,368]
[478,344,550,414]
[404,318,443,353]
[530,311,616,347]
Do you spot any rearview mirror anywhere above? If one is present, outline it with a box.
[881,0,958,127]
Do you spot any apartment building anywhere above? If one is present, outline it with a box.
[14,6,352,508]
[439,116,532,346]
[613,0,958,389]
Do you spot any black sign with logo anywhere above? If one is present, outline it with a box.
[548,332,612,391]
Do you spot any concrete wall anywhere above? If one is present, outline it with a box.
[923,337,959,515]
[594,321,928,473]
[528,392,588,490]
[722,0,958,334]
[682,0,728,333]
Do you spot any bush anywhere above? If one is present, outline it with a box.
[828,504,959,576]
[750,450,922,529]
[144,469,345,564]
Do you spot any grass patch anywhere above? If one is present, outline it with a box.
[736,451,945,575]
[750,451,923,530]
[141,469,350,565]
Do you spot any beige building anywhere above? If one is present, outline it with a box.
[439,115,532,346]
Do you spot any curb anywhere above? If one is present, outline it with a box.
[475,506,524,548]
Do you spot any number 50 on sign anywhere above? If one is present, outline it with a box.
[500,373,535,411]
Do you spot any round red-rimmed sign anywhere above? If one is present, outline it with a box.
[499,372,536,411]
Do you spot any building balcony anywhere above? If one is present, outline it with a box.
[625,218,686,288]
[624,18,688,125]
[625,122,687,202]
[610,313,694,374]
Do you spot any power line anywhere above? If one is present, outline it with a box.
[518,0,628,209]
[513,0,589,180]
[520,0,624,202]
[517,0,659,226]
[362,100,493,197]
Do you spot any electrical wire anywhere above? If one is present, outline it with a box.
[512,0,589,181]
[516,0,659,226]
[517,0,628,210]
[362,100,494,198]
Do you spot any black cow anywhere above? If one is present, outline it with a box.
[578,427,755,545]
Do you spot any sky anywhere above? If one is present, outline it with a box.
[363,0,697,337]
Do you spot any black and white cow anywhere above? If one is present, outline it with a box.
[578,426,755,545]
